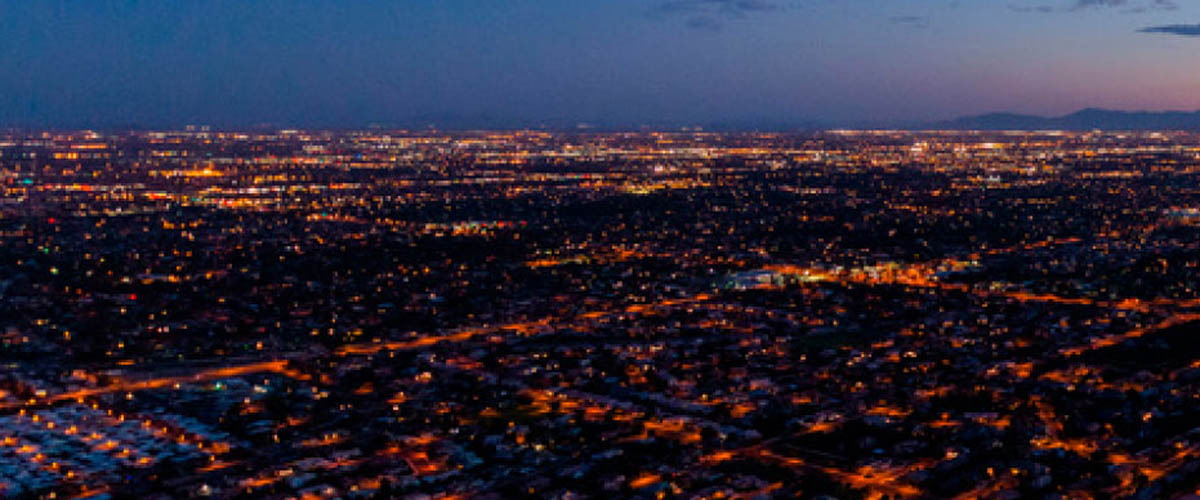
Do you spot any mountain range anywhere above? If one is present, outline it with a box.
[928,108,1200,131]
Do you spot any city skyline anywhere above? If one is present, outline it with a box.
[2,0,1200,129]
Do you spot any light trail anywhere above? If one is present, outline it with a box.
[1058,314,1200,357]
[336,294,712,356]
[4,360,304,410]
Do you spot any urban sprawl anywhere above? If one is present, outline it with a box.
[3,129,1200,499]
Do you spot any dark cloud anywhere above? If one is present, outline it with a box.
[1073,0,1128,7]
[1139,23,1200,36]
[1126,0,1179,12]
[1010,0,1176,12]
[1072,0,1178,11]
[651,0,781,29]
[686,15,724,31]
[656,0,780,16]
[1008,4,1056,12]
[890,15,930,28]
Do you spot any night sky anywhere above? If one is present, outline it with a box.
[2,0,1199,128]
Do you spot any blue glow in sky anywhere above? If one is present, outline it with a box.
[1,0,1199,128]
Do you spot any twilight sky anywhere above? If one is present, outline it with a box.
[1,0,1199,128]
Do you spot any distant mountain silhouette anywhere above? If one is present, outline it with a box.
[928,108,1200,130]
